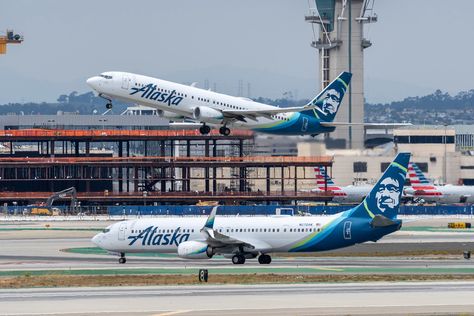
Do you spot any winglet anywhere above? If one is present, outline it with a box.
[203,206,218,229]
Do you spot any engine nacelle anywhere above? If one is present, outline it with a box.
[156,109,184,119]
[177,240,214,259]
[193,106,223,122]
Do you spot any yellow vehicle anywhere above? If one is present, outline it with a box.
[196,200,219,206]
[31,207,52,216]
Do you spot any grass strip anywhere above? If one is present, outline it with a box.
[2,273,474,288]
[2,266,474,278]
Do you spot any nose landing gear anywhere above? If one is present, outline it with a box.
[99,93,113,110]
[118,252,126,264]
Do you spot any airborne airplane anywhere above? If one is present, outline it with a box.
[86,71,352,136]
[92,153,410,265]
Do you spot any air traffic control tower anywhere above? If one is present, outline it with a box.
[306,0,377,149]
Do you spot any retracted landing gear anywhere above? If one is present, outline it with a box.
[118,252,126,264]
[258,254,271,264]
[219,126,231,136]
[99,93,113,110]
[232,254,246,264]
[199,124,211,135]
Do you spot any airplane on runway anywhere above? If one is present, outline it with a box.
[92,153,410,265]
[405,162,474,204]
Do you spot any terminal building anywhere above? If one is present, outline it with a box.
[296,125,474,189]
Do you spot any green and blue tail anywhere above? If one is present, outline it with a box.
[352,152,411,220]
[302,72,352,122]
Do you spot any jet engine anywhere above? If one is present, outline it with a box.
[177,240,214,259]
[192,106,223,122]
[156,109,184,119]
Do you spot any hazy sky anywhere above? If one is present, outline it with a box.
[1,0,473,104]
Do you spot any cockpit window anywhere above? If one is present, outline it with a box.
[99,74,113,79]
[102,228,111,233]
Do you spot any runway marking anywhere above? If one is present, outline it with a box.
[151,310,191,316]
[307,266,344,272]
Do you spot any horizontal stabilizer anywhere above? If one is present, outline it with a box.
[370,215,399,228]
[320,122,412,129]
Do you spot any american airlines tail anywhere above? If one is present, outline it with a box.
[301,72,352,122]
[408,162,432,185]
[314,166,341,191]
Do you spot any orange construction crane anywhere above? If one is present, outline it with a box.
[0,29,23,54]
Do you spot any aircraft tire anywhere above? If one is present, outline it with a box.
[219,126,231,136]
[232,254,245,264]
[106,103,113,109]
[118,257,126,264]
[258,254,271,264]
[199,125,211,135]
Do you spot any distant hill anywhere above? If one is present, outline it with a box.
[365,89,474,125]
[0,92,130,115]
[1,89,473,125]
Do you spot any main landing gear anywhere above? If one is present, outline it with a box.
[258,254,271,264]
[232,254,246,265]
[99,93,113,109]
[118,252,126,264]
[219,126,231,136]
[199,124,211,135]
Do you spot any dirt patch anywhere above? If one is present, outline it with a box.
[2,273,474,288]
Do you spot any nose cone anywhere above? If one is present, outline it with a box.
[91,233,103,247]
[86,76,101,90]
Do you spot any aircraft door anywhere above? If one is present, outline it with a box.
[121,75,130,89]
[118,222,127,240]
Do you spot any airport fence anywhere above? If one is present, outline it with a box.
[3,204,474,216]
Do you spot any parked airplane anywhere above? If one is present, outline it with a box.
[312,166,371,204]
[92,153,410,264]
[405,162,474,203]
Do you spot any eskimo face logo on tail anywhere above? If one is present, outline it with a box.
[313,85,345,121]
[375,177,400,213]
[319,89,341,115]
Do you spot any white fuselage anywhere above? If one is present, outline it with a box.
[87,71,294,129]
[92,214,338,254]
[407,184,474,204]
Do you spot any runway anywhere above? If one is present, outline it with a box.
[2,282,474,315]
[1,217,474,316]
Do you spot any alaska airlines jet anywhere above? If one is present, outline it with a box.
[405,163,474,204]
[312,166,371,204]
[92,153,410,265]
[86,71,354,136]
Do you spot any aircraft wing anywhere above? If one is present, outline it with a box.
[320,122,412,129]
[222,104,315,122]
[200,206,271,251]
